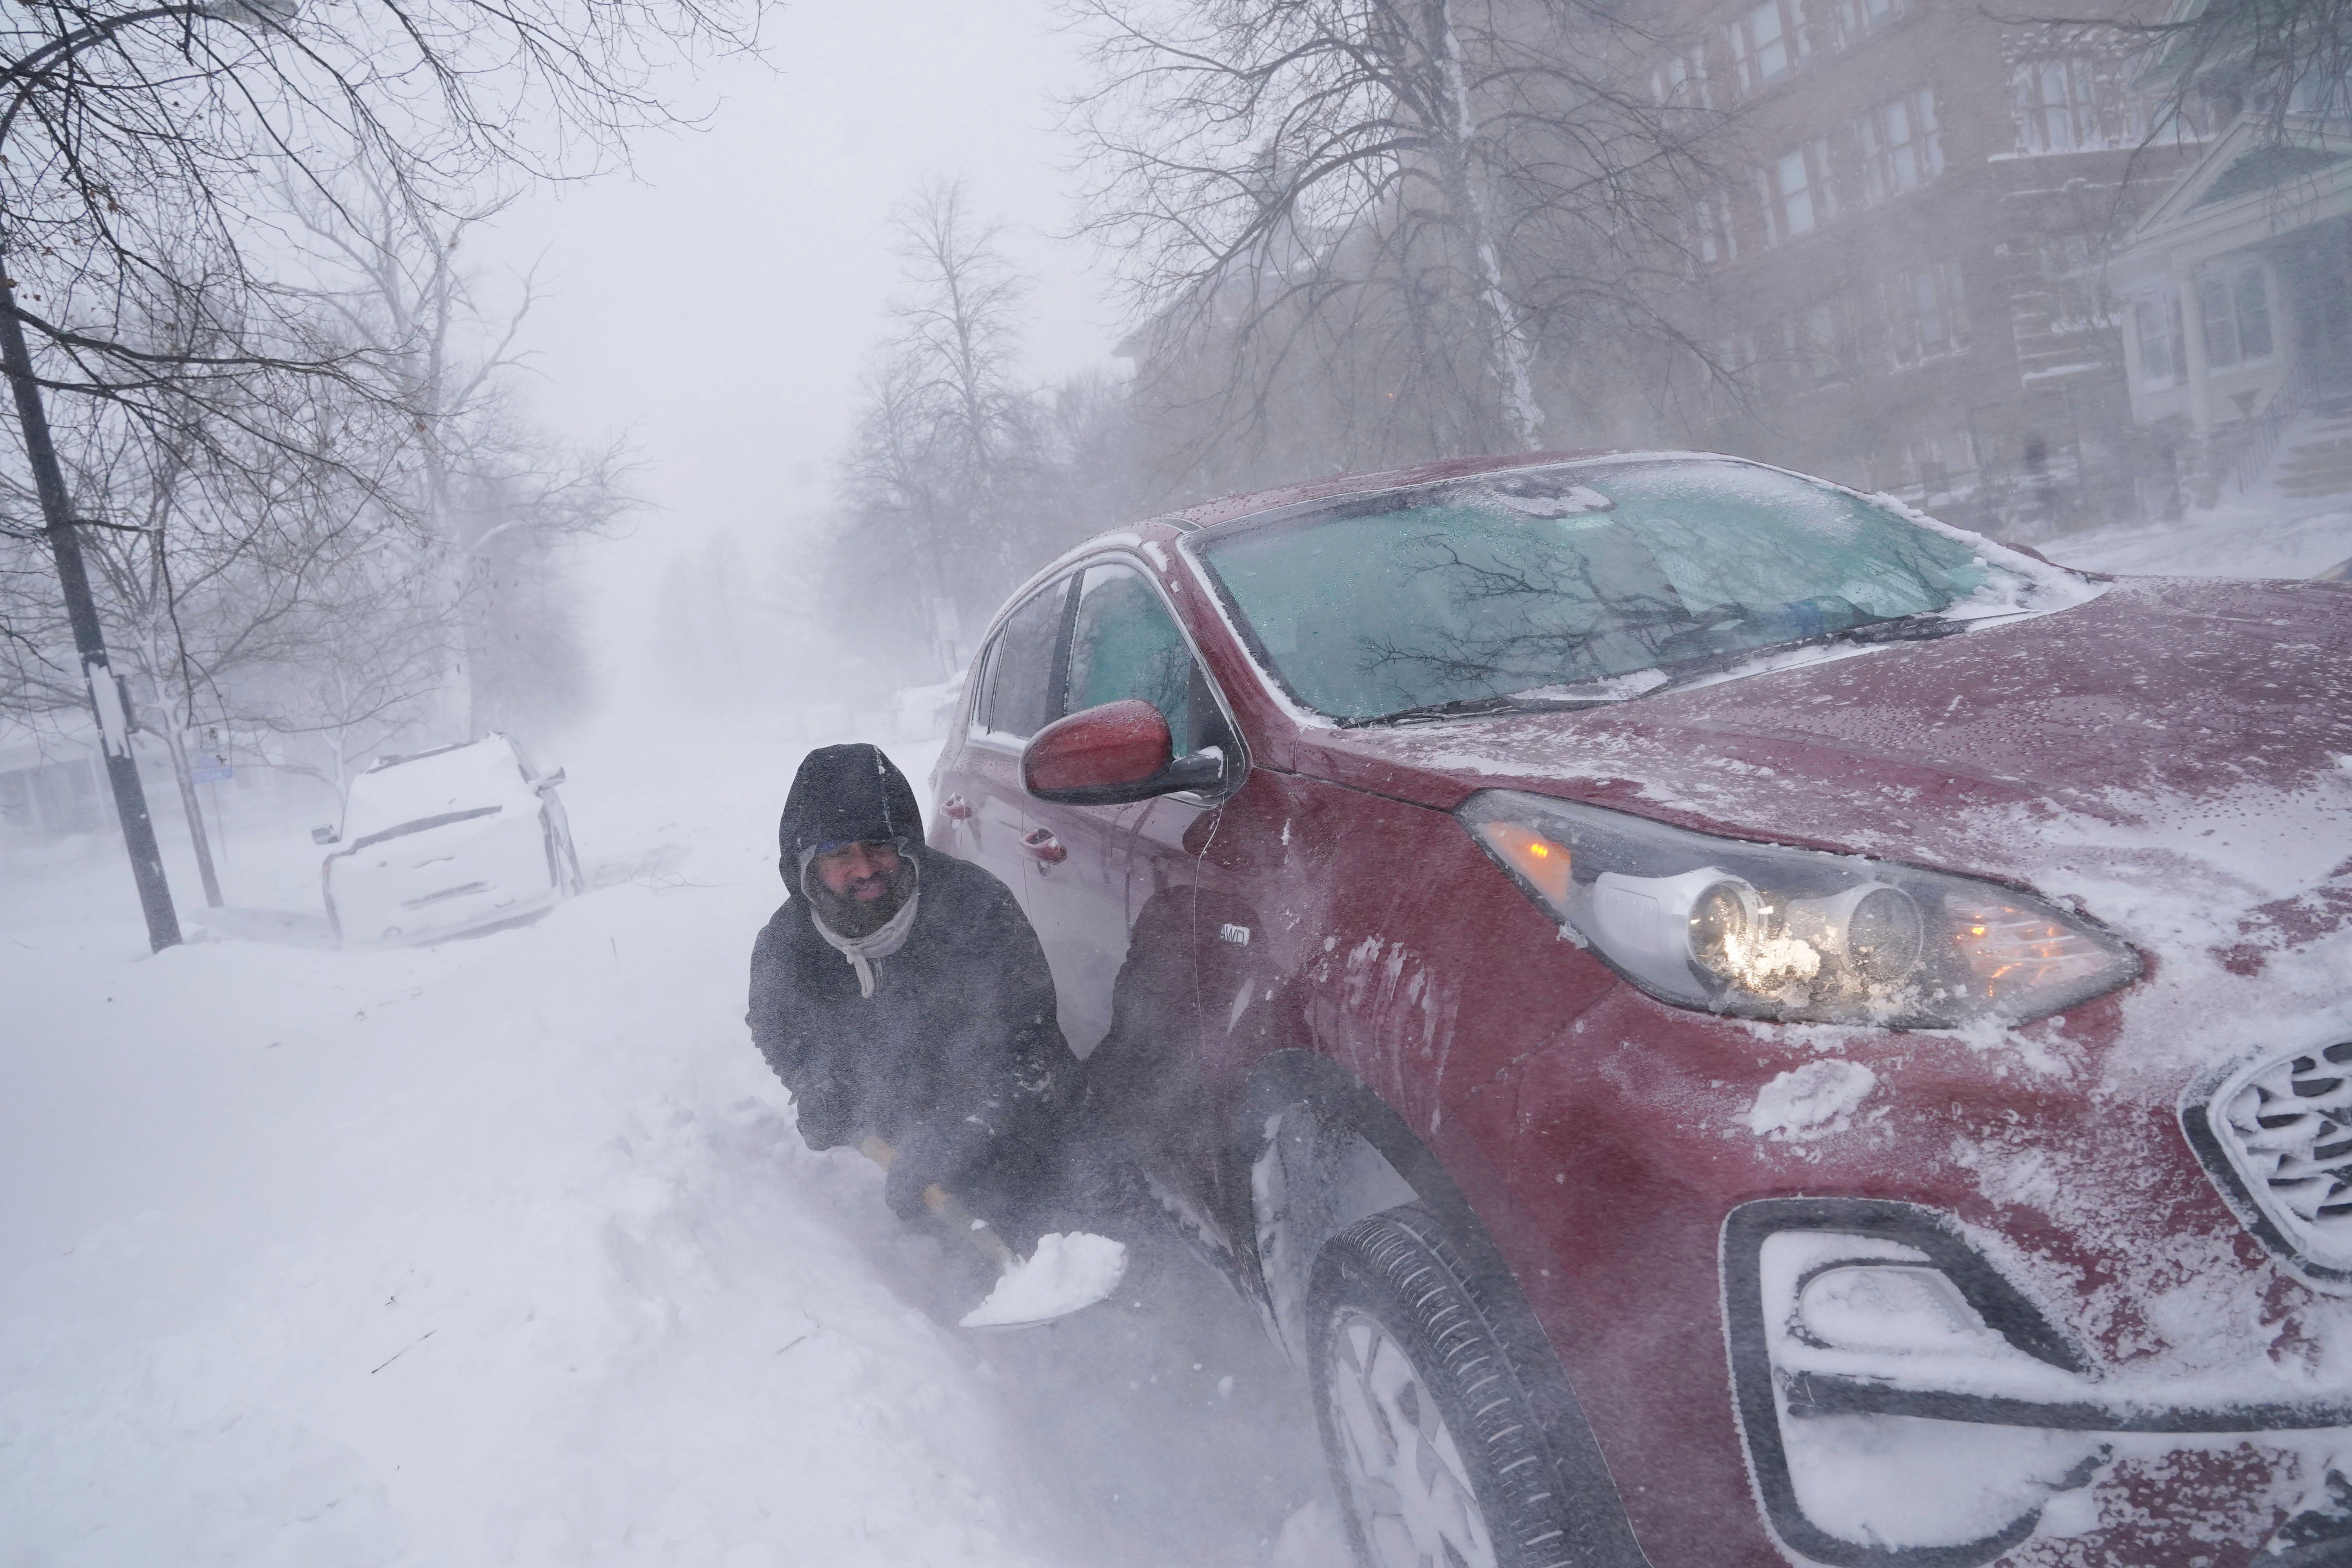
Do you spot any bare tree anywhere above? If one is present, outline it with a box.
[1067,0,1710,481]
[0,0,762,947]
[0,214,628,904]
[289,178,631,740]
[829,180,1045,674]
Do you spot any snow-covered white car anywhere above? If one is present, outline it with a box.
[315,735,581,947]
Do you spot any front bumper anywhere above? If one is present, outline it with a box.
[1722,1198,2352,1568]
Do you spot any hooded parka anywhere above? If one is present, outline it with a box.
[748,745,1078,1239]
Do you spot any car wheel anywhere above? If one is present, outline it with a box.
[1310,1205,1575,1568]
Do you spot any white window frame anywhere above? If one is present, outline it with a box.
[2195,263,2275,371]
[2009,55,2147,156]
[2133,287,2186,388]
[1858,89,1943,203]
[1725,0,1809,96]
[1761,138,1836,244]
[1884,261,1968,367]
[1650,47,1710,109]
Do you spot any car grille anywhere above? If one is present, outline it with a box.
[2205,1042,2352,1278]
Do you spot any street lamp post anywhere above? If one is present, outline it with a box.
[1,2,289,951]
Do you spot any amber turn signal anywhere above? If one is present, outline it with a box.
[1476,820,1573,906]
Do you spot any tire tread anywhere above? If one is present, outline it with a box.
[1310,1204,1583,1568]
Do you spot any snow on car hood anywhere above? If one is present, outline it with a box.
[1297,575,2352,1080]
[341,735,537,842]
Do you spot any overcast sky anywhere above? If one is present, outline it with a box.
[473,0,1120,695]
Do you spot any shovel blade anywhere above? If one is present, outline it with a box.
[958,1232,1129,1330]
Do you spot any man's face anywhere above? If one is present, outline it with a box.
[813,840,904,904]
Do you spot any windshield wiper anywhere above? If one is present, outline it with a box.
[1338,614,1984,728]
[1834,614,1974,646]
[1339,691,1626,728]
[1646,613,1976,697]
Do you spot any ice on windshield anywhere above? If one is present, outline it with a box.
[1197,459,2033,723]
[340,736,537,840]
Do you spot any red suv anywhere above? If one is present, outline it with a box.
[928,451,2352,1568]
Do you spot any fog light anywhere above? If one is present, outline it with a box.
[1734,1212,2106,1563]
[1796,1263,1989,1355]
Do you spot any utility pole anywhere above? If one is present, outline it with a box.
[0,272,181,950]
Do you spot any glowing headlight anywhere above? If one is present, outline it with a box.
[1463,790,2138,1027]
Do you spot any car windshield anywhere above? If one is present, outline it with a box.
[342,738,533,839]
[1196,458,2033,723]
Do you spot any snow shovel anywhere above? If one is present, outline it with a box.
[859,1136,1127,1330]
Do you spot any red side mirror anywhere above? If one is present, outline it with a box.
[1023,699,1172,804]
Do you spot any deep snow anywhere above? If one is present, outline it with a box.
[0,721,1344,1567]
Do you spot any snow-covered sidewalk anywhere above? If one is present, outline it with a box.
[2037,495,2352,580]
[0,727,1338,1567]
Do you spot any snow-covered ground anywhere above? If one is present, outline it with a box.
[0,719,1343,1567]
[2038,494,2352,581]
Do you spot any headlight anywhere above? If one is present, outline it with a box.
[1461,790,2138,1027]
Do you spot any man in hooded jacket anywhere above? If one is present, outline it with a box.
[747,743,1081,1249]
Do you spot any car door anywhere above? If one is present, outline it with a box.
[1032,559,1257,1245]
[1021,559,1210,1058]
[935,574,1073,914]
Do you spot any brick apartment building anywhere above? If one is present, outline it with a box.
[1644,0,2199,537]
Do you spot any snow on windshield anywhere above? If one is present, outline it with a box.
[341,737,536,839]
[1196,457,2074,723]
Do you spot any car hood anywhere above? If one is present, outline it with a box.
[1291,576,2352,1070]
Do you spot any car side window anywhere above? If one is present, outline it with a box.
[1067,563,1216,757]
[962,639,997,736]
[980,578,1070,740]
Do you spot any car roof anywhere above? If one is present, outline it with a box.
[1146,448,1621,534]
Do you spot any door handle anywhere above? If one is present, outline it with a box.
[943,794,974,820]
[1020,828,1066,864]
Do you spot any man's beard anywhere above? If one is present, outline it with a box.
[807,857,918,938]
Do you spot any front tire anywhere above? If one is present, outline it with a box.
[1309,1205,1577,1568]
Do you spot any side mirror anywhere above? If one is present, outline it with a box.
[535,767,567,790]
[1023,699,1228,806]
[311,824,340,846]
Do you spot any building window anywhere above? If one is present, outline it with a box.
[1845,0,1904,29]
[1908,431,1976,494]
[1858,89,1943,203]
[1651,47,1710,109]
[1691,194,1738,267]
[1726,0,1809,96]
[1813,0,1907,52]
[1761,138,1836,243]
[1760,305,1846,388]
[2197,265,2274,369]
[1797,303,1843,385]
[2009,56,2145,154]
[2134,288,2186,387]
[1884,261,1967,366]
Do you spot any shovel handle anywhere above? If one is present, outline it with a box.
[858,1137,1018,1274]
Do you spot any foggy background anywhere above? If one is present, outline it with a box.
[473,0,1118,720]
